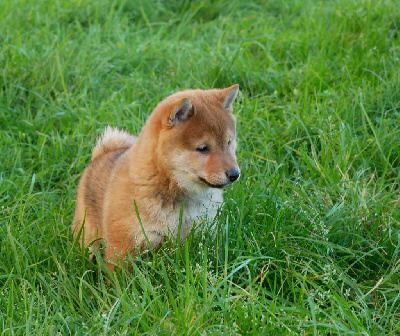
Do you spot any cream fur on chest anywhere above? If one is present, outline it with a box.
[135,188,223,245]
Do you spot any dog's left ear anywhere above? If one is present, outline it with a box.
[219,84,239,111]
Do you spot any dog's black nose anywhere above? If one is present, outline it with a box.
[226,168,240,182]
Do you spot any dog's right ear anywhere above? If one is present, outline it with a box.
[168,98,193,127]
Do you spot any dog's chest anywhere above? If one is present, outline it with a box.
[170,190,222,239]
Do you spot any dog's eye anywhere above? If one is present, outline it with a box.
[196,145,209,153]
[228,139,232,147]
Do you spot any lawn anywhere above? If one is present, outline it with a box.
[1,0,399,334]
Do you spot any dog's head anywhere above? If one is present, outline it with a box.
[154,85,240,193]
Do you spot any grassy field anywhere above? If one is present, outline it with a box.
[1,0,400,334]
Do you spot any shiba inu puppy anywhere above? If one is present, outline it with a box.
[72,85,240,271]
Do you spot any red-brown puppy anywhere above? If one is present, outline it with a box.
[73,85,240,271]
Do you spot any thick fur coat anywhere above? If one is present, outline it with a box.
[72,85,240,271]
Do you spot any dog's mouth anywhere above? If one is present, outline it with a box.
[198,177,229,189]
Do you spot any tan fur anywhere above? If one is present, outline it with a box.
[72,85,240,272]
[92,126,136,160]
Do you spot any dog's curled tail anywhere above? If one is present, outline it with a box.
[92,126,137,160]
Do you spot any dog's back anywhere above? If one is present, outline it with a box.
[72,127,136,255]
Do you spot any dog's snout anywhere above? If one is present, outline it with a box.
[226,168,240,182]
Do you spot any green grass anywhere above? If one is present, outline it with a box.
[1,0,400,334]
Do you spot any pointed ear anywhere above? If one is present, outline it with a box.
[168,98,193,126]
[220,84,239,110]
